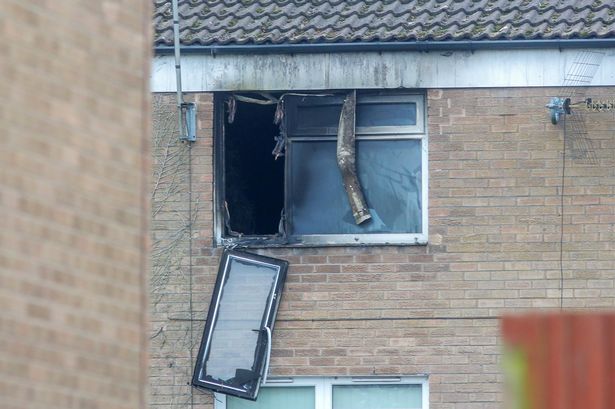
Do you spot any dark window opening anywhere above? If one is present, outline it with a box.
[224,101,284,235]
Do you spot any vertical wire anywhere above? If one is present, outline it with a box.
[555,50,606,309]
[189,141,194,406]
[172,0,184,140]
[559,114,567,310]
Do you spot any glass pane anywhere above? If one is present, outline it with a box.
[356,102,417,127]
[296,104,343,129]
[228,386,315,409]
[289,139,422,235]
[203,257,278,384]
[333,384,422,409]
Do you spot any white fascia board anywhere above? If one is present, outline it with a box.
[151,48,615,92]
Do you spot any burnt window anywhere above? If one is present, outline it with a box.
[223,101,284,236]
[216,91,427,247]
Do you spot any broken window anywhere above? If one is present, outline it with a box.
[217,91,427,246]
[192,250,288,400]
[223,99,284,236]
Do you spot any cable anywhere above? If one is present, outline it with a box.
[188,142,194,406]
[170,315,500,322]
[559,115,567,310]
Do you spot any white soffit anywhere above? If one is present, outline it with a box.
[151,48,615,92]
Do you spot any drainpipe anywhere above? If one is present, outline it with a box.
[172,0,184,138]
[337,90,371,225]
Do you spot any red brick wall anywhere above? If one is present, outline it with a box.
[151,87,615,409]
[0,1,151,408]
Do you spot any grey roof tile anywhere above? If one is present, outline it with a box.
[153,0,615,46]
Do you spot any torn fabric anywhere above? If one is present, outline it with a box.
[336,90,371,225]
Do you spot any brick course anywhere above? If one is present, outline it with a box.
[1,1,150,408]
[150,87,615,408]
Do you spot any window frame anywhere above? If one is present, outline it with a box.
[214,376,429,409]
[287,94,424,137]
[192,250,289,400]
[214,91,428,247]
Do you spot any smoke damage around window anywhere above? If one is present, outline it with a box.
[217,90,428,247]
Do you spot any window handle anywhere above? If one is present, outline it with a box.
[262,326,272,385]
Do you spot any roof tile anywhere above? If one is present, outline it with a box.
[153,0,615,46]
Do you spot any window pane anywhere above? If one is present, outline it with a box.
[202,257,278,383]
[296,104,343,129]
[228,387,315,409]
[289,139,422,235]
[289,96,344,135]
[287,97,418,136]
[356,102,417,127]
[333,385,422,409]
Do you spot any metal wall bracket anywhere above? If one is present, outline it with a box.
[180,102,197,142]
[546,97,570,125]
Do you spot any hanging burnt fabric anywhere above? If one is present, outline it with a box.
[192,250,288,400]
[337,90,371,224]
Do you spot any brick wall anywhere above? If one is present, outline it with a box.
[150,87,615,409]
[0,1,150,408]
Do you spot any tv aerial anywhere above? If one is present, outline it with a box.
[545,49,613,310]
[545,50,608,164]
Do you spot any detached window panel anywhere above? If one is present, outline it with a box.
[193,250,289,400]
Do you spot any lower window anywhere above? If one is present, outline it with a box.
[215,376,429,409]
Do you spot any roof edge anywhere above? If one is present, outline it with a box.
[154,39,615,56]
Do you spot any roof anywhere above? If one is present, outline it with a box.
[153,0,615,47]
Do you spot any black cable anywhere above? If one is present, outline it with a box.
[559,115,567,310]
[170,316,500,322]
[188,141,194,406]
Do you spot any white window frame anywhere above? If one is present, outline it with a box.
[286,93,428,246]
[214,375,429,409]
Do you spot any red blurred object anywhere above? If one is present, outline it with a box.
[502,314,615,409]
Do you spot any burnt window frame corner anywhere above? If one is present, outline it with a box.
[214,91,429,248]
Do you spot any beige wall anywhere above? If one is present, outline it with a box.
[150,87,615,409]
[0,1,150,408]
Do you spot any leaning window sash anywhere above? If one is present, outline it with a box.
[192,250,289,400]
